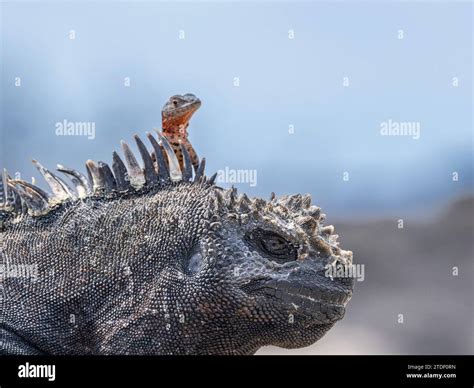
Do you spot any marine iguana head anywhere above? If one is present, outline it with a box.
[194,187,354,353]
[0,104,353,355]
[161,93,201,136]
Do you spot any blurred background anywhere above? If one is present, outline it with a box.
[1,0,472,354]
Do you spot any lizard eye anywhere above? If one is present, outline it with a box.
[261,236,288,255]
[172,100,178,106]
[245,228,297,263]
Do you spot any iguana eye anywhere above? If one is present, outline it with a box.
[172,100,179,106]
[261,235,287,255]
[245,228,297,263]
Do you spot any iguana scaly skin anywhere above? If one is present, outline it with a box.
[0,96,354,355]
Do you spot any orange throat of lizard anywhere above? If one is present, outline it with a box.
[162,105,200,141]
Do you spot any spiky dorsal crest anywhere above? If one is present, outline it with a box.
[0,131,213,219]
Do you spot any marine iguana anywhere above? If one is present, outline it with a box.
[0,103,354,355]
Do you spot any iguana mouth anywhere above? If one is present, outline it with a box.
[243,278,352,322]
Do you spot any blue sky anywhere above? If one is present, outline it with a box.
[1,1,472,217]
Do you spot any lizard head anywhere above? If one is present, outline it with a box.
[161,93,201,134]
[192,187,355,352]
